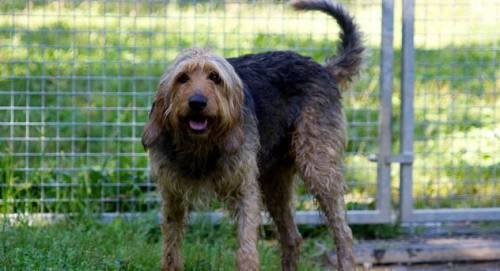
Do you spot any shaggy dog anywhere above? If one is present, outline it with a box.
[142,0,363,270]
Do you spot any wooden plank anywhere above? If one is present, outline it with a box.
[325,236,500,265]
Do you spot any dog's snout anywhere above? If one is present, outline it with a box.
[188,94,208,111]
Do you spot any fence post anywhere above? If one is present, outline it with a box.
[376,0,394,222]
[400,0,415,223]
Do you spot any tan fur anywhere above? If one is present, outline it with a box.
[292,99,355,271]
[145,49,261,270]
[150,121,261,270]
[143,48,244,153]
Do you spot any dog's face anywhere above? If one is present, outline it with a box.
[142,49,244,153]
[168,65,223,137]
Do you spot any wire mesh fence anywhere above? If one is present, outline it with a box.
[411,0,499,210]
[0,0,498,221]
[0,0,381,215]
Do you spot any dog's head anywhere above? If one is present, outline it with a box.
[142,48,244,153]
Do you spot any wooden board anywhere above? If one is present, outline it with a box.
[325,236,500,266]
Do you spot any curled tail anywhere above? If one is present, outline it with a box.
[291,0,364,88]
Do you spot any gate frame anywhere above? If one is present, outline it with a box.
[367,0,395,224]
[398,0,500,223]
[295,0,396,225]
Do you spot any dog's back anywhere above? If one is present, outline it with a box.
[228,0,363,172]
[228,51,338,170]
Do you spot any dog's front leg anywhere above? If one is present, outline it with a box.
[160,194,187,271]
[233,171,261,271]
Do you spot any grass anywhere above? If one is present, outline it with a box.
[3,214,394,271]
[3,215,499,270]
[0,0,498,214]
[1,216,160,270]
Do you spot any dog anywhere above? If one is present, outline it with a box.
[142,0,363,270]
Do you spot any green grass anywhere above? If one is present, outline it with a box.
[7,214,500,270]
[1,216,161,270]
[2,214,377,270]
[0,0,499,214]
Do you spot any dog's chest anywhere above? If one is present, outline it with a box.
[168,149,223,179]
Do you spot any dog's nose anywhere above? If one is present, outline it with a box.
[188,94,207,111]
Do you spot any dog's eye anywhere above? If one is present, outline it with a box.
[177,73,190,84]
[208,72,221,84]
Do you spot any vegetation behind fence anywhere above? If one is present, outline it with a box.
[0,0,498,216]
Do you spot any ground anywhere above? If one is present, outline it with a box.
[0,214,328,270]
[371,262,500,271]
[2,215,499,270]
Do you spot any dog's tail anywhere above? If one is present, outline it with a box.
[291,0,363,88]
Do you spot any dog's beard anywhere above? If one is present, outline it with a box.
[170,112,242,158]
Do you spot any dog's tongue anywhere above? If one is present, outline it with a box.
[189,119,208,131]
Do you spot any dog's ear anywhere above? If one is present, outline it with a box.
[142,99,166,149]
[222,125,244,154]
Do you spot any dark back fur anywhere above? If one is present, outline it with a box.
[228,51,341,172]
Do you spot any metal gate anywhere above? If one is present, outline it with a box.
[343,0,500,224]
[364,0,500,223]
[397,0,500,223]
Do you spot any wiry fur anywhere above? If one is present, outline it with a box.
[292,0,364,89]
[143,1,363,270]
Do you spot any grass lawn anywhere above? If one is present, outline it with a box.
[0,213,356,270]
[3,214,500,270]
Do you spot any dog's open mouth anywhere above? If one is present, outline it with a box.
[188,117,208,133]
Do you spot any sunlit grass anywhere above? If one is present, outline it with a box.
[0,214,337,270]
[1,0,498,48]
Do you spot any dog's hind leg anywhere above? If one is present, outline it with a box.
[260,165,302,271]
[292,104,355,271]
